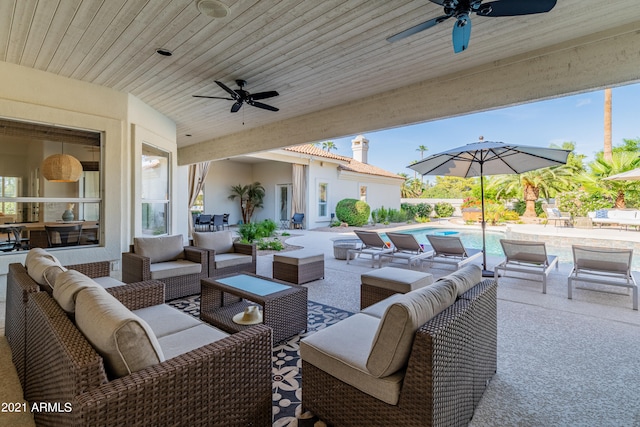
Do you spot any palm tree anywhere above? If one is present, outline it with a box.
[416,145,428,183]
[399,173,422,198]
[321,141,337,152]
[587,151,640,208]
[228,182,265,224]
[604,88,612,162]
[490,166,576,217]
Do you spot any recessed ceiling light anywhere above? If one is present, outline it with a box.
[196,0,229,19]
[156,48,173,57]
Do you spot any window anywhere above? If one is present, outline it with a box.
[360,185,367,202]
[318,182,328,218]
[0,176,20,215]
[141,144,170,235]
[0,118,102,252]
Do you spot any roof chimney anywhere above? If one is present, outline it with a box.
[351,135,369,164]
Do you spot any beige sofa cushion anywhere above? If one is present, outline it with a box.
[158,324,230,360]
[25,248,64,286]
[366,279,457,378]
[214,253,253,269]
[300,313,405,405]
[134,304,202,338]
[193,231,234,254]
[149,260,202,280]
[75,286,164,378]
[438,264,482,296]
[134,235,185,264]
[53,270,101,313]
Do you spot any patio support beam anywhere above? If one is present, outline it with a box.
[178,21,640,166]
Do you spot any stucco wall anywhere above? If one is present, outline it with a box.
[0,61,176,299]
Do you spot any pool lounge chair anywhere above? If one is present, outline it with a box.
[346,230,394,268]
[494,239,559,294]
[568,245,638,310]
[425,235,483,270]
[545,208,571,227]
[381,232,434,269]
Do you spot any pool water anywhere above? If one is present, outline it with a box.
[381,227,506,257]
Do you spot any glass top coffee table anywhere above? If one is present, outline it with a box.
[200,273,308,343]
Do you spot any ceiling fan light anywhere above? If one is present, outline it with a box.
[41,154,83,182]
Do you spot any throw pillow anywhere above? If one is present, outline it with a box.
[595,209,608,219]
[436,264,482,297]
[366,279,457,378]
[134,234,185,264]
[42,265,68,294]
[25,248,64,286]
[53,269,101,313]
[75,285,165,378]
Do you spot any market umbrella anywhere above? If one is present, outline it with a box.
[603,168,640,181]
[408,140,571,276]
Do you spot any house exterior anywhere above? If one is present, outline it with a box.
[200,135,404,229]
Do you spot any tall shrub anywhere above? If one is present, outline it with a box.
[335,198,370,226]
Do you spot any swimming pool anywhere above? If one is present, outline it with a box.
[381,227,506,257]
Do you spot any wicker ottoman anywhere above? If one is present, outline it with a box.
[360,267,434,309]
[273,250,325,284]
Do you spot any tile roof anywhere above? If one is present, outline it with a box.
[284,144,403,180]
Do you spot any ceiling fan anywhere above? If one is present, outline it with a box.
[387,0,557,53]
[193,80,279,113]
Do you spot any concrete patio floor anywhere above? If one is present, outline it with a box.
[260,223,640,425]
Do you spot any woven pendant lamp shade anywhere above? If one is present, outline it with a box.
[41,154,83,182]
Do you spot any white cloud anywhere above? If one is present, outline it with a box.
[576,98,592,107]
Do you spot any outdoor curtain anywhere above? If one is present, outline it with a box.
[187,161,211,235]
[291,164,306,219]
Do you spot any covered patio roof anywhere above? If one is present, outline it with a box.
[1,1,639,164]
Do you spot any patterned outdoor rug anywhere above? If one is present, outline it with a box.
[168,296,352,426]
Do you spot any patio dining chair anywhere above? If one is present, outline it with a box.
[346,230,394,268]
[494,239,559,294]
[212,214,224,231]
[425,235,483,270]
[568,245,638,310]
[381,232,434,269]
[196,214,212,231]
[291,213,305,229]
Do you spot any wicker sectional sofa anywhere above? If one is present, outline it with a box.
[6,249,273,426]
[300,265,497,427]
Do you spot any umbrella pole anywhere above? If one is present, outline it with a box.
[480,165,494,277]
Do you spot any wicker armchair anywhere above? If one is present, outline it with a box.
[122,235,209,300]
[192,231,256,277]
[23,284,273,426]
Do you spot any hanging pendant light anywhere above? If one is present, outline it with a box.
[41,143,83,182]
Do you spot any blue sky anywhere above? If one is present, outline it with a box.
[329,82,640,178]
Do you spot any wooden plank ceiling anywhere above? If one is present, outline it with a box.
[0,0,639,150]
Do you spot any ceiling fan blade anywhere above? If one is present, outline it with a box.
[387,15,450,43]
[248,100,279,112]
[230,101,243,113]
[452,14,472,53]
[215,80,239,99]
[250,91,279,100]
[479,0,557,17]
[192,95,234,100]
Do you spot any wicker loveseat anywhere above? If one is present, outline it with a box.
[7,249,273,426]
[122,234,209,300]
[300,265,497,427]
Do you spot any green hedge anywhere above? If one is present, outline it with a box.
[335,198,370,226]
